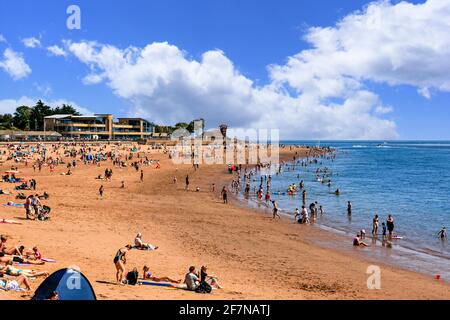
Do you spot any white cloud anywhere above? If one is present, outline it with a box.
[33,83,52,96]
[47,45,67,57]
[0,96,93,116]
[22,37,41,48]
[0,48,32,80]
[65,0,450,139]
[0,35,6,43]
[269,0,450,99]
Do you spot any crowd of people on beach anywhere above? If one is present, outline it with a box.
[1,140,447,300]
[229,145,448,251]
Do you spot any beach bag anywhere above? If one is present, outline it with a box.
[126,270,138,285]
[195,281,212,294]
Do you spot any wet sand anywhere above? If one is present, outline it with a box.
[1,143,449,300]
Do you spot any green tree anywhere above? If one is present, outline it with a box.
[30,100,53,131]
[13,106,33,130]
[53,104,81,116]
[0,114,15,130]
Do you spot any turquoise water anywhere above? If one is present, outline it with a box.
[242,141,450,278]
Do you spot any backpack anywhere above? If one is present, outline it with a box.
[195,281,212,294]
[126,270,138,285]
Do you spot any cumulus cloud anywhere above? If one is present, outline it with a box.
[47,45,67,57]
[22,37,41,48]
[0,48,32,80]
[0,35,6,43]
[0,96,93,116]
[65,0,450,139]
[269,0,450,99]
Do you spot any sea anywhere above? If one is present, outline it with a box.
[239,141,450,280]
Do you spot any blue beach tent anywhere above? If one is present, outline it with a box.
[32,268,97,300]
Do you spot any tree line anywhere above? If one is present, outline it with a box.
[0,100,80,131]
[0,99,205,135]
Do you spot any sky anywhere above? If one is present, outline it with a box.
[0,0,450,140]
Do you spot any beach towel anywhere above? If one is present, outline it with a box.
[0,219,21,225]
[3,203,24,207]
[41,258,56,263]
[131,245,157,251]
[137,280,174,288]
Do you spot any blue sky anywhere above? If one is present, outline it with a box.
[0,0,449,140]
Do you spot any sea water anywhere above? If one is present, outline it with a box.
[240,141,450,280]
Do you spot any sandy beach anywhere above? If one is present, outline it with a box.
[1,142,449,300]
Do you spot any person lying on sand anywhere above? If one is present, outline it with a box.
[0,254,45,265]
[0,262,49,278]
[134,233,158,251]
[0,274,32,292]
[142,266,181,284]
[113,245,132,285]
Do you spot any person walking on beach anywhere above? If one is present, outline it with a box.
[272,200,281,220]
[221,187,228,204]
[99,185,104,198]
[140,170,144,183]
[372,214,379,236]
[185,175,190,191]
[386,215,395,238]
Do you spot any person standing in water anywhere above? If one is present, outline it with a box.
[437,227,447,240]
[347,201,352,215]
[386,215,395,238]
[382,222,387,239]
[272,200,281,220]
[372,214,379,236]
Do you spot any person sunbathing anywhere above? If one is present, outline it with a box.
[134,233,158,251]
[0,274,32,291]
[0,255,45,265]
[142,266,181,284]
[0,262,49,278]
[0,235,22,257]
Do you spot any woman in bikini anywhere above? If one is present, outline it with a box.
[0,262,49,278]
[142,266,181,284]
[113,245,132,284]
[0,275,32,292]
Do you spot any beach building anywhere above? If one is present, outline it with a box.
[0,130,62,141]
[44,114,155,140]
